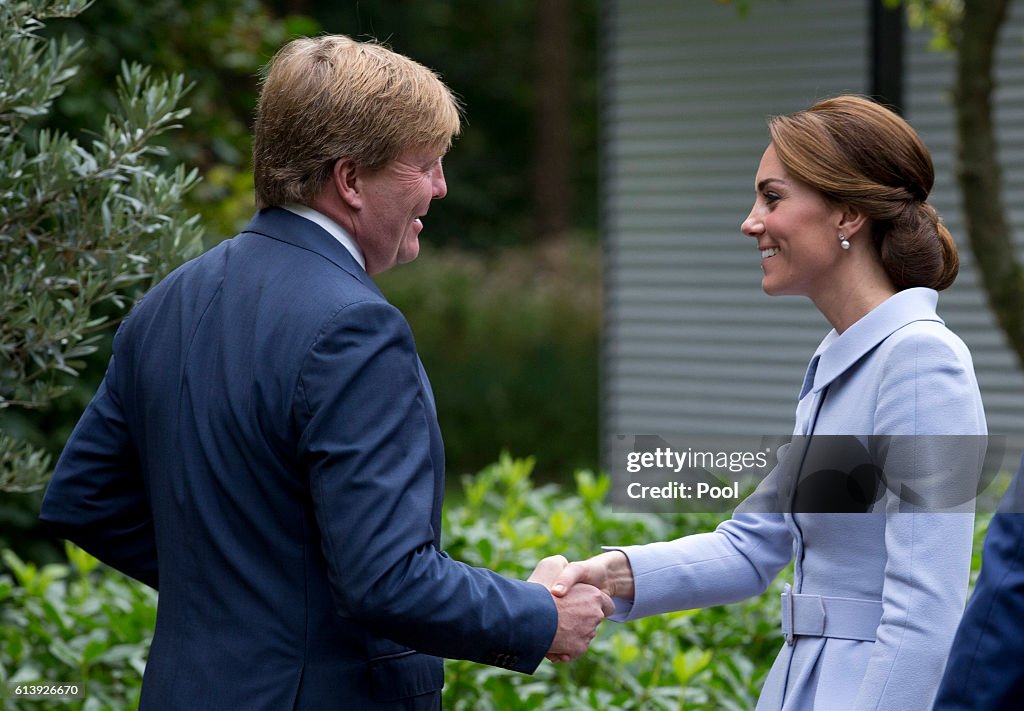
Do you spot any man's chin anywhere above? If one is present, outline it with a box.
[398,237,420,264]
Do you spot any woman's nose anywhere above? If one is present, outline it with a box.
[741,207,763,237]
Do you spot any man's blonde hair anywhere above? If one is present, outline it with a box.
[253,35,462,209]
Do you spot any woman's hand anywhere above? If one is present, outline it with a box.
[551,550,635,602]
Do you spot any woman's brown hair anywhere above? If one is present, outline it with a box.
[768,95,958,291]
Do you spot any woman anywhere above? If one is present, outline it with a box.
[553,96,987,710]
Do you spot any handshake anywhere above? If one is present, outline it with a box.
[526,551,636,663]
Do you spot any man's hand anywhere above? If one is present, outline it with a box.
[547,580,614,660]
[528,555,614,662]
[528,554,570,588]
[551,551,635,601]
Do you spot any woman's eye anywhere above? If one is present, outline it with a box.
[764,192,781,205]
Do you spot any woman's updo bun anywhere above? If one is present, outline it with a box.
[879,201,959,291]
[768,95,958,291]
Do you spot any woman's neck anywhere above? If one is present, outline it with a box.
[811,256,897,334]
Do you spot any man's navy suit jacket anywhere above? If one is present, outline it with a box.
[40,208,557,710]
[933,454,1024,710]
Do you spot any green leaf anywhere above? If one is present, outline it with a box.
[672,647,713,684]
[65,543,99,576]
[548,509,574,540]
[1,550,34,588]
[475,537,493,564]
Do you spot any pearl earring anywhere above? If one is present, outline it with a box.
[839,231,850,250]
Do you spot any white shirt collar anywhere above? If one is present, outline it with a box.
[282,203,366,271]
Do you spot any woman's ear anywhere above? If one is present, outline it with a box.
[837,205,868,239]
[332,158,363,210]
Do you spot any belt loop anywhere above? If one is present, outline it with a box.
[782,583,795,646]
[781,590,882,642]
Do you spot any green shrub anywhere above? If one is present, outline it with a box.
[441,454,776,710]
[0,455,995,710]
[0,0,203,493]
[377,239,600,481]
[0,543,155,710]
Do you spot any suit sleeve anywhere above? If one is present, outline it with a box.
[852,332,984,710]
[933,462,1024,710]
[295,299,557,673]
[38,330,158,589]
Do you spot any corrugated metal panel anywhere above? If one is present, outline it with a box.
[602,0,868,446]
[602,0,1024,456]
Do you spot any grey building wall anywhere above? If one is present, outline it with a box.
[602,0,1024,454]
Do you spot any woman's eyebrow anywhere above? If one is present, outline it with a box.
[757,177,787,191]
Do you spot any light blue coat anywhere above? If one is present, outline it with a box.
[610,288,987,710]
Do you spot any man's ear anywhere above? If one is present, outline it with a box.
[332,158,363,210]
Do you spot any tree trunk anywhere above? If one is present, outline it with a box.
[955,0,1024,367]
[533,0,572,241]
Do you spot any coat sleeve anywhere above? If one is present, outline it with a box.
[295,299,557,673]
[852,331,984,710]
[605,447,796,621]
[38,328,158,589]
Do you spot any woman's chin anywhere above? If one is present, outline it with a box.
[760,274,799,297]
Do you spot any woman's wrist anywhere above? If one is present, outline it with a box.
[598,550,635,601]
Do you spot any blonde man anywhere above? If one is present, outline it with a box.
[41,35,610,710]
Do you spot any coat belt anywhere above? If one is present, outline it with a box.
[780,583,883,645]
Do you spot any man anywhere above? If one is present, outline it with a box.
[932,455,1024,710]
[40,35,610,710]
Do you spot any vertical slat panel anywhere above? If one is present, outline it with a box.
[602,0,1024,458]
[602,0,868,444]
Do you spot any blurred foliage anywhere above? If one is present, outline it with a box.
[1,455,998,710]
[0,542,156,710]
[441,454,778,710]
[377,236,600,480]
[0,0,203,494]
[889,0,962,50]
[41,0,318,245]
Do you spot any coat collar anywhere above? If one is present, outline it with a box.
[240,207,384,299]
[807,287,944,395]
